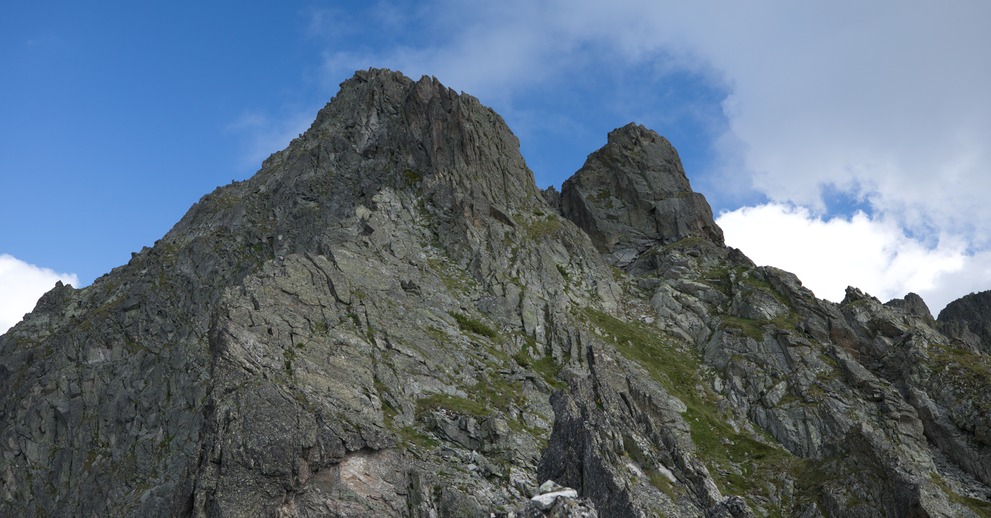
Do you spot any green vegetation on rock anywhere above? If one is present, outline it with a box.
[584,308,811,512]
[451,312,498,338]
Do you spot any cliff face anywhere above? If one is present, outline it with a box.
[2,69,990,517]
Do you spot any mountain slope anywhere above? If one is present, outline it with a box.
[2,69,989,517]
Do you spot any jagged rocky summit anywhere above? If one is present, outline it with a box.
[558,123,724,268]
[2,68,990,517]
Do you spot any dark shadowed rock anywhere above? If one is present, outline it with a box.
[938,290,991,353]
[559,123,724,267]
[542,185,562,213]
[885,292,934,320]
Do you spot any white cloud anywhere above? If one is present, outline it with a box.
[716,204,979,314]
[683,2,991,246]
[920,251,991,318]
[0,254,78,334]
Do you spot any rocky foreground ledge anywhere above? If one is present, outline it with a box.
[2,69,990,517]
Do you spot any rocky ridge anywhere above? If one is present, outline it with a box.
[1,69,990,517]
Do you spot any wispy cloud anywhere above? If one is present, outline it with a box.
[225,109,316,172]
[683,2,991,247]
[0,254,78,334]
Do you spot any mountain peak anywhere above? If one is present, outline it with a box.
[558,122,724,266]
[291,68,541,212]
[602,123,692,196]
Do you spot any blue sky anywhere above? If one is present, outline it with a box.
[2,3,329,280]
[3,1,991,332]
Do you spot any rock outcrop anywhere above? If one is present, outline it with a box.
[939,290,991,353]
[2,69,990,517]
[560,123,724,267]
[885,292,934,320]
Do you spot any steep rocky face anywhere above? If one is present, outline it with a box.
[2,69,990,517]
[560,123,724,268]
[939,290,991,353]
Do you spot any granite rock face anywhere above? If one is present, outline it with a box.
[2,69,990,517]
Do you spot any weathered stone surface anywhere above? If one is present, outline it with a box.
[2,69,989,517]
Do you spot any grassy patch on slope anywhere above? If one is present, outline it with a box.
[583,308,809,513]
